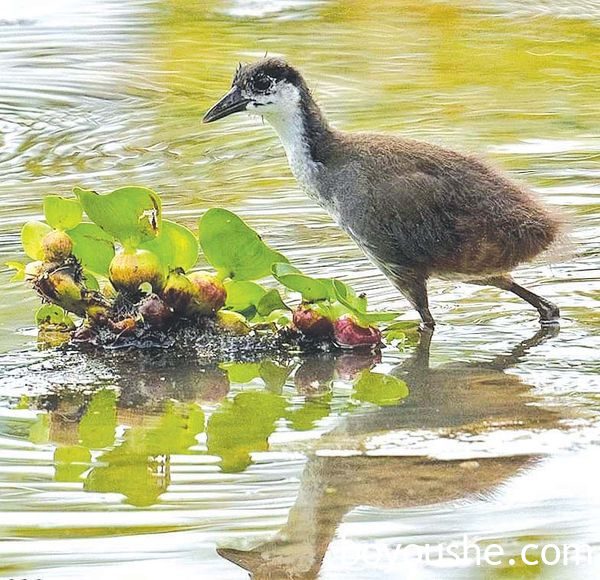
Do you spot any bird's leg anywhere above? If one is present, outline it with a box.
[477,275,560,325]
[389,269,435,330]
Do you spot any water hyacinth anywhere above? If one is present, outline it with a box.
[7,185,401,351]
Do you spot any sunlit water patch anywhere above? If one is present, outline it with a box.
[0,0,599,578]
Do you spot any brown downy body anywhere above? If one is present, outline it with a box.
[204,58,565,327]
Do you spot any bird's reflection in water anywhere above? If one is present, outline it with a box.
[218,327,563,579]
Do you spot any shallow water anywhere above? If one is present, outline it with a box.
[0,0,599,578]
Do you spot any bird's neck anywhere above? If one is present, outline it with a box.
[263,91,333,200]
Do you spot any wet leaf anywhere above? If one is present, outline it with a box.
[333,279,399,323]
[74,186,161,249]
[199,208,288,280]
[224,280,267,313]
[67,222,115,276]
[257,288,290,316]
[141,219,199,272]
[35,304,75,329]
[43,195,83,231]
[352,371,409,407]
[21,221,52,260]
[272,264,333,302]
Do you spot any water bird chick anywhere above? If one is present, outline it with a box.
[203,58,562,328]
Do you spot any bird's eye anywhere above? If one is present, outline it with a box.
[252,75,272,92]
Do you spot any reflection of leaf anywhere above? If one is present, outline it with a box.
[29,413,49,445]
[199,208,288,280]
[84,401,204,507]
[220,362,261,383]
[206,391,286,472]
[259,360,293,392]
[54,445,91,482]
[21,221,52,260]
[5,261,25,282]
[74,186,161,249]
[286,394,332,431]
[78,389,117,448]
[67,222,115,276]
[352,371,409,407]
[44,195,83,231]
[144,402,204,455]
[141,219,199,272]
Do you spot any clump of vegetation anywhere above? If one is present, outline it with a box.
[7,186,401,350]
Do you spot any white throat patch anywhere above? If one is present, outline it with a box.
[248,83,322,201]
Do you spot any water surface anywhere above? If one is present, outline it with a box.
[0,0,599,578]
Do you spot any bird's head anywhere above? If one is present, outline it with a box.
[203,58,308,124]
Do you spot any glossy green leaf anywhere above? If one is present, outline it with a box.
[272,264,333,302]
[224,280,267,313]
[67,222,115,276]
[35,305,75,329]
[21,221,52,260]
[43,195,83,231]
[83,270,100,290]
[257,289,290,316]
[352,371,409,407]
[333,279,399,323]
[199,208,288,280]
[74,186,161,248]
[5,261,25,282]
[141,219,199,272]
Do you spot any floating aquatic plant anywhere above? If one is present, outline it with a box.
[7,185,401,350]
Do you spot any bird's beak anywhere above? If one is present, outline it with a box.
[203,86,250,123]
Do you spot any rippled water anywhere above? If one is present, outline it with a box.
[0,0,599,578]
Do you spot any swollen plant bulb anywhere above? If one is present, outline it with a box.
[109,249,165,294]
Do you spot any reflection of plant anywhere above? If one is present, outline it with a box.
[7,186,401,348]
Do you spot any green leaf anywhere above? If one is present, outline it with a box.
[6,261,25,282]
[257,289,290,316]
[352,371,409,407]
[74,186,161,249]
[141,219,199,272]
[21,221,52,260]
[199,208,288,280]
[43,195,83,231]
[224,280,267,313]
[272,264,334,302]
[83,270,100,290]
[67,223,115,276]
[35,305,75,329]
[332,279,399,323]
